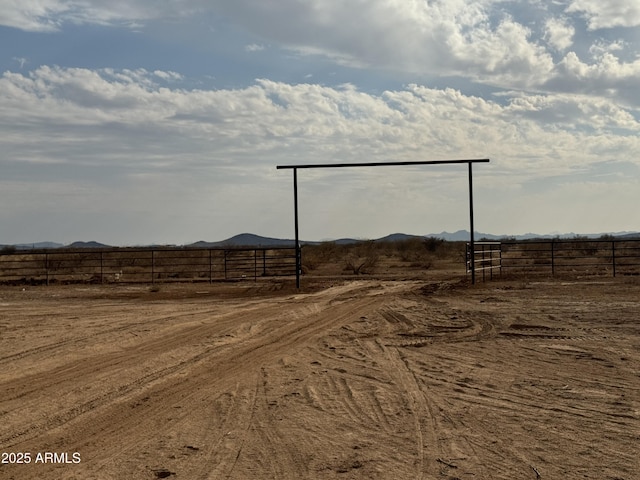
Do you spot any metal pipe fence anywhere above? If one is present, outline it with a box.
[467,238,640,280]
[0,246,297,285]
[466,242,502,281]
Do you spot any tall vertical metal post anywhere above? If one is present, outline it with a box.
[293,168,301,288]
[468,162,476,285]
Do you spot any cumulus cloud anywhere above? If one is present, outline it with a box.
[2,66,637,171]
[589,39,626,56]
[548,51,640,106]
[3,1,640,108]
[567,0,640,29]
[503,92,639,131]
[544,17,575,51]
[213,0,556,87]
[205,1,640,103]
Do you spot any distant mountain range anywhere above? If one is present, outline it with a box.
[425,230,640,241]
[1,240,112,250]
[2,230,639,250]
[186,230,640,245]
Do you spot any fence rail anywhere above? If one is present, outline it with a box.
[0,246,297,285]
[467,238,640,280]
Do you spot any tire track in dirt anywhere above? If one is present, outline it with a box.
[0,301,255,448]
[401,347,544,479]
[398,326,640,479]
[0,281,393,480]
[0,300,266,397]
[0,286,297,367]
[370,338,485,479]
[223,368,310,480]
[0,299,302,448]
[298,279,640,479]
[373,340,428,479]
[380,306,498,348]
[0,304,229,364]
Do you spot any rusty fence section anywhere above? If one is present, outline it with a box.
[467,238,640,280]
[0,247,297,285]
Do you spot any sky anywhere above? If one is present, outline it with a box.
[1,0,639,246]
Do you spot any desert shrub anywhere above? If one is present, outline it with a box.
[423,236,444,252]
[301,241,339,271]
[391,238,424,262]
[343,241,379,274]
[344,252,379,274]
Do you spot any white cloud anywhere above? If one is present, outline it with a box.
[245,43,265,52]
[1,65,638,177]
[504,91,639,131]
[153,70,184,82]
[212,1,555,87]
[567,0,640,29]
[550,51,640,104]
[0,0,195,32]
[0,0,66,32]
[3,1,639,107]
[205,1,639,102]
[589,39,626,56]
[544,17,575,51]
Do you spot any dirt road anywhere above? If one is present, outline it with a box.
[0,278,638,479]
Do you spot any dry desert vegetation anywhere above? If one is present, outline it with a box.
[0,241,639,480]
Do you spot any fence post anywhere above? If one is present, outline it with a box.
[489,243,493,280]
[612,241,616,277]
[151,250,155,284]
[465,243,470,274]
[482,244,486,282]
[209,249,212,283]
[551,240,555,275]
[45,252,49,286]
[263,249,267,276]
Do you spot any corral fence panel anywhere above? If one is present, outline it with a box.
[467,238,640,279]
[0,246,297,285]
[465,241,502,281]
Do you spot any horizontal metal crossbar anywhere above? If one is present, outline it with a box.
[276,159,490,169]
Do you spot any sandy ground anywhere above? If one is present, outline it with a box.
[0,276,638,480]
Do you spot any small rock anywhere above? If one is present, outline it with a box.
[152,468,175,478]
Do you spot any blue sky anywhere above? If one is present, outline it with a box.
[1,1,639,245]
